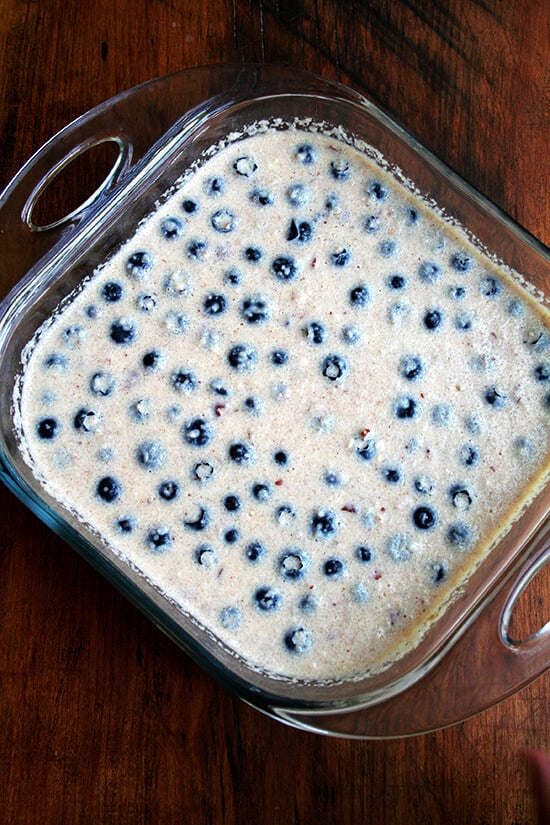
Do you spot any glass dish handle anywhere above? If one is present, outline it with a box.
[270,528,550,737]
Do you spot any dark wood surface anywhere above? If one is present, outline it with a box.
[1,2,549,823]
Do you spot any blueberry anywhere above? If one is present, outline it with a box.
[413,505,437,530]
[183,506,210,531]
[233,156,257,176]
[325,193,339,210]
[192,461,214,483]
[224,267,242,287]
[399,355,423,381]
[270,349,289,366]
[135,293,158,313]
[430,561,447,584]
[450,484,472,511]
[37,417,59,440]
[89,371,115,397]
[302,321,326,345]
[158,480,180,501]
[227,343,257,372]
[222,494,240,514]
[241,295,270,324]
[323,471,341,486]
[385,534,412,562]
[96,475,120,503]
[507,298,524,317]
[135,441,165,471]
[224,528,239,544]
[211,209,237,233]
[74,407,101,433]
[455,311,474,331]
[142,350,164,372]
[187,239,207,260]
[378,239,397,257]
[484,386,507,408]
[243,245,262,263]
[341,325,360,345]
[287,184,312,209]
[404,206,418,224]
[243,396,262,415]
[102,281,124,302]
[447,522,471,548]
[310,509,338,539]
[414,475,435,495]
[195,544,217,567]
[170,369,197,393]
[321,354,347,382]
[299,594,316,613]
[202,293,227,316]
[534,364,550,382]
[349,284,370,307]
[220,607,241,630]
[209,379,230,397]
[363,215,381,234]
[110,319,137,345]
[431,404,452,426]
[465,414,480,434]
[295,143,317,164]
[161,216,184,239]
[394,395,419,419]
[388,303,410,325]
[418,261,441,285]
[448,285,466,300]
[43,353,67,372]
[355,437,377,462]
[275,504,297,524]
[480,275,501,297]
[450,252,472,273]
[183,418,212,448]
[164,310,189,335]
[246,541,265,563]
[182,198,198,214]
[279,550,308,580]
[273,449,289,466]
[423,309,442,331]
[228,441,255,465]
[126,251,153,279]
[271,255,298,282]
[387,273,406,290]
[382,466,402,484]
[62,325,86,348]
[356,545,374,563]
[254,587,281,611]
[116,516,135,534]
[284,627,312,654]
[323,557,345,577]
[459,445,479,467]
[331,249,351,267]
[249,188,274,206]
[146,526,173,551]
[252,482,271,502]
[286,219,312,243]
[523,328,549,352]
[330,157,350,180]
[367,180,387,200]
[204,177,225,196]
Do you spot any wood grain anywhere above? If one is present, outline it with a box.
[0,2,548,823]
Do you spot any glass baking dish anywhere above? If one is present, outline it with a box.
[0,64,548,738]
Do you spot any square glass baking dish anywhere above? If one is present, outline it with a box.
[0,64,548,738]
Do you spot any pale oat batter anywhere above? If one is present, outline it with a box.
[16,127,550,681]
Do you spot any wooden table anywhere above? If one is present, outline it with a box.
[1,2,548,823]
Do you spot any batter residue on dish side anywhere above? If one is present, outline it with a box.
[17,126,550,681]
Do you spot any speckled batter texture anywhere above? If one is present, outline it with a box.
[16,127,550,681]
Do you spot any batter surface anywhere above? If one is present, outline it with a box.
[17,127,550,680]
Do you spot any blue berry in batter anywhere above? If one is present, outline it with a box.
[323,471,341,486]
[243,245,263,263]
[170,369,197,393]
[404,206,418,224]
[459,444,479,467]
[387,273,407,291]
[223,493,241,513]
[126,251,153,279]
[302,321,326,345]
[224,528,239,544]
[450,252,472,273]
[116,516,135,534]
[323,557,345,577]
[158,480,180,501]
[110,319,137,345]
[379,239,397,257]
[135,441,165,470]
[356,545,374,563]
[321,354,348,382]
[299,594,316,613]
[418,261,441,284]
[62,325,85,348]
[228,441,255,465]
[423,309,442,331]
[349,284,370,307]
[209,379,230,397]
[224,267,242,286]
[295,143,317,165]
[182,198,198,214]
[431,403,452,426]
[146,526,173,551]
[455,311,474,331]
[325,193,339,210]
[37,417,59,440]
[252,482,271,502]
[341,325,360,345]
[245,541,265,563]
[204,176,225,196]
[233,156,257,177]
[430,561,448,584]
[89,371,115,397]
[241,295,270,324]
[43,353,67,372]
[187,239,207,260]
[414,475,435,495]
[96,475,120,503]
[534,364,550,382]
[249,188,274,206]
[385,534,412,562]
[135,293,158,313]
[331,249,351,267]
[142,350,164,372]
[330,157,350,181]
[74,407,101,433]
[273,449,289,466]
[160,216,184,239]
[271,255,298,282]
[310,509,338,539]
[183,418,212,448]
[447,522,471,548]
[270,349,289,366]
[412,505,437,530]
[367,180,388,201]
[164,310,189,335]
[484,386,507,408]
[399,354,423,381]
[279,550,308,580]
[243,396,262,415]
[286,218,312,243]
[102,281,124,302]
[394,395,419,419]
[382,465,402,484]
[192,461,214,483]
[286,183,310,206]
[364,215,381,234]
[183,506,210,531]
[219,607,241,630]
[202,293,227,316]
[284,627,312,654]
[448,286,466,300]
[227,343,257,372]
[211,209,237,233]
[254,587,282,611]
[195,544,217,567]
[480,275,501,297]
[355,437,377,462]
[450,484,472,511]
